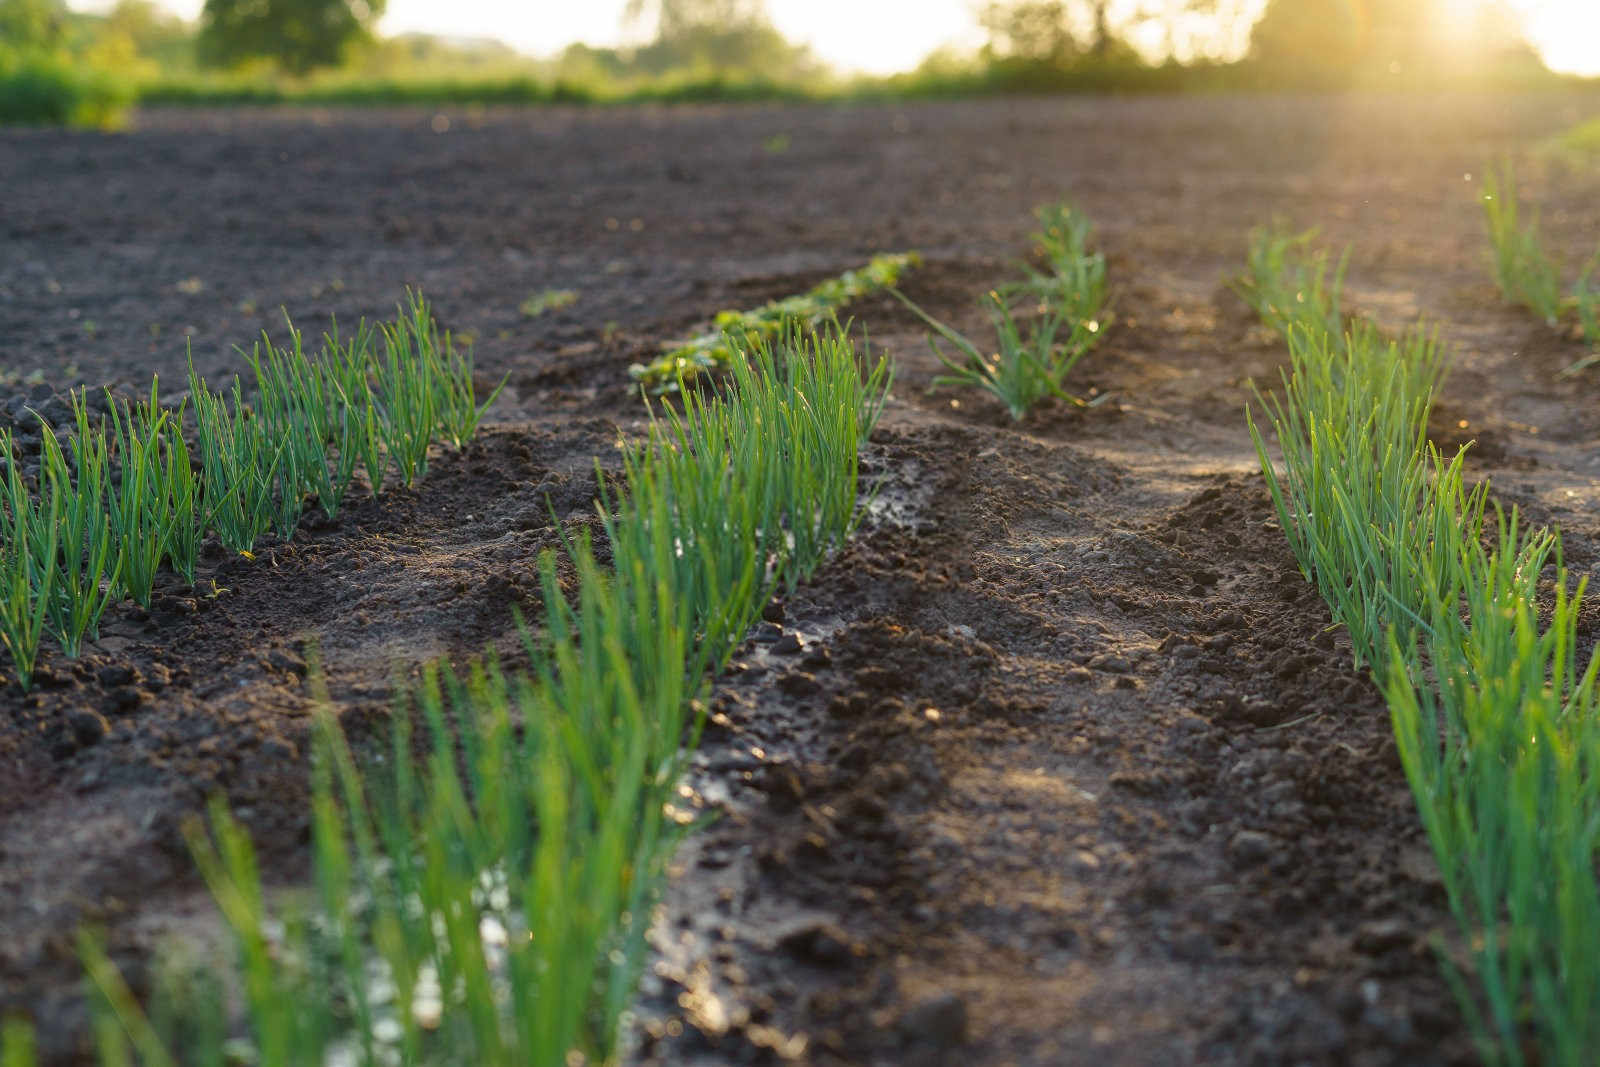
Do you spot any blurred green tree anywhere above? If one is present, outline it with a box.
[0,0,67,53]
[625,0,763,40]
[1249,0,1542,79]
[621,0,821,81]
[1249,0,1384,73]
[977,0,1230,66]
[198,0,386,75]
[977,2,1085,64]
[85,0,195,71]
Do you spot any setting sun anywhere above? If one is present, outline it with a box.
[1508,0,1600,75]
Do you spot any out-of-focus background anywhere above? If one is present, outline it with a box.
[1,0,1597,126]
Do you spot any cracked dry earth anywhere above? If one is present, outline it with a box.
[4,91,1600,1064]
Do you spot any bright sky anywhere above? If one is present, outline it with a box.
[1511,0,1600,77]
[392,0,991,72]
[70,0,1600,77]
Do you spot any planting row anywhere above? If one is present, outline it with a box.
[1480,162,1600,372]
[1244,228,1599,1066]
[0,293,500,689]
[627,199,1112,421]
[0,323,890,1065]
[891,201,1112,420]
[628,252,918,392]
[0,197,1108,696]
[0,204,1115,1059]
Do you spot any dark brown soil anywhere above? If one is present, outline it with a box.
[3,92,1600,1065]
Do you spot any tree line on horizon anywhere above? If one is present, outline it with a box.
[0,0,1564,94]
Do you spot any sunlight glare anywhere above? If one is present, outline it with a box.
[1507,0,1600,76]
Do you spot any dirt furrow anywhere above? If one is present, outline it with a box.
[630,407,1470,1065]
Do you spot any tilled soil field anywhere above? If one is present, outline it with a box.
[4,92,1600,1065]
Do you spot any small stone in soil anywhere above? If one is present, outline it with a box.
[828,691,868,719]
[102,686,141,715]
[1088,652,1131,673]
[774,919,859,967]
[96,664,135,687]
[1228,829,1277,867]
[771,632,804,655]
[801,647,831,669]
[777,670,820,696]
[899,993,968,1048]
[1353,918,1413,955]
[266,648,307,676]
[66,708,109,747]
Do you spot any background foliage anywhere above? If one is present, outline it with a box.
[0,1,1584,130]
[197,0,387,75]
